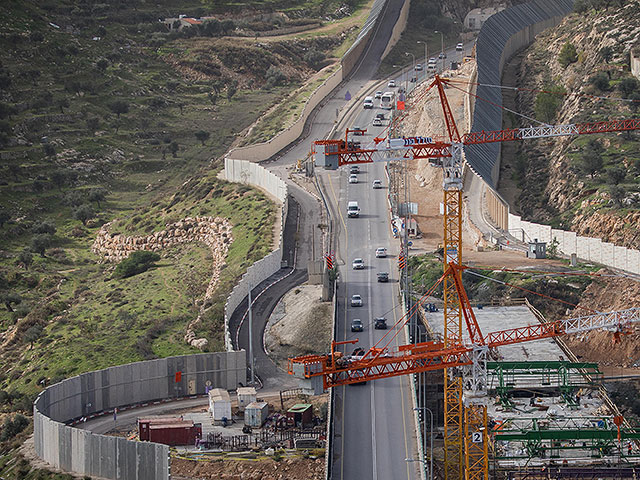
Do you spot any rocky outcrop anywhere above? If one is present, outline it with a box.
[92,216,233,350]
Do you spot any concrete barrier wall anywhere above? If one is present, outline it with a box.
[227,67,343,163]
[223,158,289,351]
[342,0,388,77]
[508,211,640,274]
[380,0,409,60]
[34,351,246,480]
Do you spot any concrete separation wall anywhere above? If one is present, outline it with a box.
[227,67,343,163]
[341,0,388,77]
[33,351,246,480]
[508,211,640,274]
[380,0,409,60]
[223,158,289,351]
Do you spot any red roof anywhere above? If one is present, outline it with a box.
[183,18,202,25]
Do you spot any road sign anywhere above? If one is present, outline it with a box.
[393,227,398,234]
[345,91,351,101]
[472,431,483,443]
[408,241,413,246]
[397,100,405,110]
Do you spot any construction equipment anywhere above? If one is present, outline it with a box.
[300,75,640,479]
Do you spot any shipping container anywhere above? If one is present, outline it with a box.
[208,388,231,422]
[286,404,313,428]
[237,387,257,410]
[137,416,183,441]
[244,401,268,427]
[148,422,202,446]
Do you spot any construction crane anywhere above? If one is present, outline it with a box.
[303,74,640,479]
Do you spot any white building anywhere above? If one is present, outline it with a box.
[464,6,506,31]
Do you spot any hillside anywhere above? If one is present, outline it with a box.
[499,1,640,249]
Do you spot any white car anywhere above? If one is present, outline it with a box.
[349,174,358,184]
[372,179,383,189]
[351,294,363,307]
[439,52,446,59]
[352,258,365,269]
[415,63,423,71]
[456,43,464,51]
[374,91,383,99]
[375,247,387,258]
[388,79,396,88]
[372,117,382,127]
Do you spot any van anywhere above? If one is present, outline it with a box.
[347,201,360,218]
[363,96,374,109]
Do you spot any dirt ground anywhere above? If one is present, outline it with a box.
[264,284,332,370]
[172,456,325,480]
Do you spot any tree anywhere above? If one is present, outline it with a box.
[221,19,235,35]
[618,77,639,98]
[0,208,10,228]
[56,97,69,113]
[88,188,107,209]
[18,249,33,270]
[31,234,52,257]
[0,414,29,441]
[304,48,325,70]
[265,66,286,88]
[599,46,614,63]
[606,166,626,185]
[43,143,56,157]
[109,100,129,118]
[169,141,179,158]
[629,92,640,114]
[96,58,109,72]
[2,292,21,312]
[558,42,578,68]
[195,130,210,146]
[207,91,218,105]
[534,84,565,123]
[24,69,41,85]
[226,80,238,100]
[86,116,100,132]
[579,150,603,178]
[589,72,610,91]
[74,204,94,226]
[50,169,67,190]
[113,251,161,279]
[23,324,43,349]
[33,221,56,235]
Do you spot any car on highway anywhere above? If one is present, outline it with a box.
[363,96,374,109]
[415,63,423,71]
[375,247,387,257]
[350,319,364,332]
[375,113,385,120]
[352,258,364,269]
[351,294,363,307]
[349,174,358,184]
[350,165,359,174]
[374,90,383,99]
[410,75,417,83]
[372,117,383,127]
[377,272,389,282]
[387,79,396,88]
[439,52,446,59]
[456,42,464,51]
[372,179,383,189]
[374,317,388,329]
[352,126,365,135]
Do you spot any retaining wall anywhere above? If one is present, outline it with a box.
[341,0,388,77]
[380,0,409,60]
[223,158,289,351]
[33,351,246,480]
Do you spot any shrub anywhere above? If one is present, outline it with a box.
[113,251,160,279]
[534,84,566,123]
[0,414,29,441]
[618,77,639,98]
[589,72,610,91]
[558,42,578,68]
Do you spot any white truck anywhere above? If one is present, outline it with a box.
[347,201,360,218]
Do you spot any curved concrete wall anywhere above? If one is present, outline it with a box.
[380,0,409,60]
[223,158,289,351]
[34,351,246,480]
[228,67,343,162]
[465,0,574,189]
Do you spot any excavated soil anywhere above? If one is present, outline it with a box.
[172,456,325,480]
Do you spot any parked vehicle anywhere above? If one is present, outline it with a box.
[350,319,364,332]
[372,179,383,189]
[352,258,364,269]
[347,201,360,218]
[351,294,363,307]
[375,247,387,257]
[374,317,388,329]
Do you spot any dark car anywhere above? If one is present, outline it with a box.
[377,272,389,283]
[350,319,364,332]
[350,165,360,174]
[375,113,386,120]
[374,317,388,329]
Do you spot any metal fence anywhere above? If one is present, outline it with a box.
[34,351,246,480]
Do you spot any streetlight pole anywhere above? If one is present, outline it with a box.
[417,40,428,81]
[405,52,415,92]
[248,282,255,385]
[434,30,444,72]
[414,406,434,480]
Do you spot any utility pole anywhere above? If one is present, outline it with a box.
[248,282,255,385]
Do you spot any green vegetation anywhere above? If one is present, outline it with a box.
[112,251,161,279]
[557,42,578,68]
[534,83,566,123]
